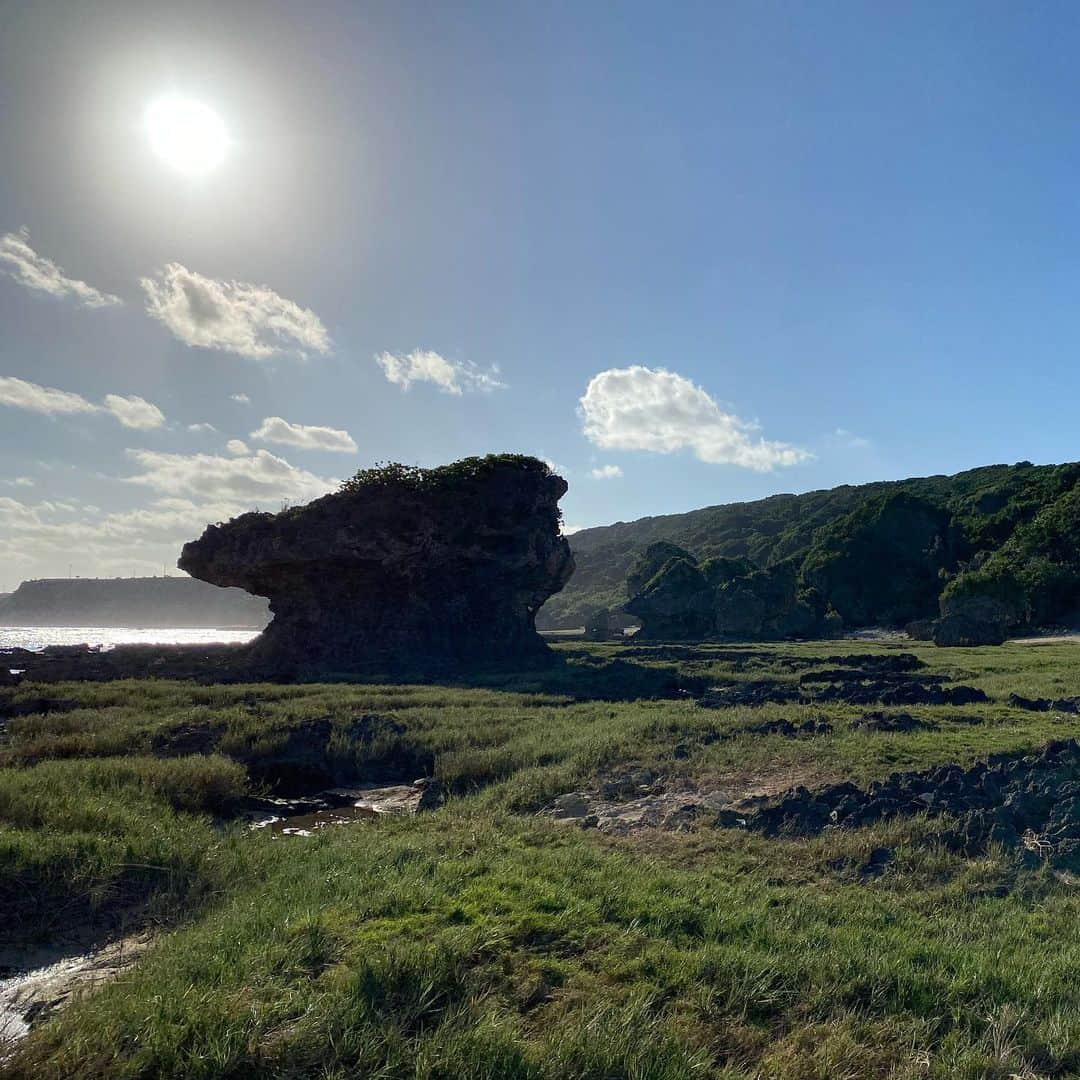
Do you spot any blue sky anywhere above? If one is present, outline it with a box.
[2,0,1080,589]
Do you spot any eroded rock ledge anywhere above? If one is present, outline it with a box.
[179,455,574,674]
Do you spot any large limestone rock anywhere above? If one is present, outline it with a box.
[625,544,821,641]
[179,456,573,673]
[625,545,714,639]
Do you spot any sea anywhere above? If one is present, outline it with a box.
[0,626,262,652]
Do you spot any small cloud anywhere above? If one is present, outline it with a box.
[562,523,586,535]
[141,263,331,359]
[590,464,623,480]
[230,393,251,404]
[542,459,569,476]
[0,375,97,417]
[0,376,167,430]
[250,416,357,453]
[188,422,217,433]
[225,439,249,456]
[1,477,34,488]
[103,394,166,431]
[0,229,121,309]
[375,350,505,395]
[832,427,872,449]
[579,366,810,472]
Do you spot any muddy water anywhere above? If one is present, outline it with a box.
[246,783,426,836]
[258,803,384,833]
[0,935,151,1048]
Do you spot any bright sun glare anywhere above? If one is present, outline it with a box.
[145,96,228,176]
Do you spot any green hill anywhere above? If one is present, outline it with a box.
[539,460,1080,638]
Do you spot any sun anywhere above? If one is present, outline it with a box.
[145,96,228,176]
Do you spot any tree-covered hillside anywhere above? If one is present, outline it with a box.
[539,460,1080,636]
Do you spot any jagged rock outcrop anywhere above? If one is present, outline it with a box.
[179,456,573,673]
[624,547,714,639]
[626,542,822,641]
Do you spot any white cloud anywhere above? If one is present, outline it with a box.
[187,422,217,433]
[0,376,167,431]
[831,428,871,449]
[226,439,250,456]
[0,376,97,417]
[250,416,357,453]
[562,523,586,535]
[590,464,623,480]
[230,393,251,404]
[124,447,335,505]
[0,493,269,582]
[579,366,810,472]
[0,229,121,309]
[141,263,331,359]
[0,477,35,488]
[375,350,505,395]
[103,394,166,431]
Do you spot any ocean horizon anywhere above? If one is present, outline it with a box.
[0,626,262,652]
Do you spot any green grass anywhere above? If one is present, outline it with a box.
[4,640,1080,1077]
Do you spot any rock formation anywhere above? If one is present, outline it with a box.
[625,542,822,641]
[931,594,1010,647]
[179,455,574,673]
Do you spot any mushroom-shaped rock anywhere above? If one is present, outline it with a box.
[178,455,574,673]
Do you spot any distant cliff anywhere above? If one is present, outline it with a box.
[0,577,269,628]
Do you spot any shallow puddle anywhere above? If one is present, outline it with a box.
[246,783,424,837]
[263,803,380,836]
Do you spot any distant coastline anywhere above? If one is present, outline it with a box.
[0,577,269,630]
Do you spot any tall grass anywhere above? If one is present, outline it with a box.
[4,640,1080,1076]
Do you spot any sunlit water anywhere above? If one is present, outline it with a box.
[0,626,261,652]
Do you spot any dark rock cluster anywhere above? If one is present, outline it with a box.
[719,738,1080,860]
[851,711,935,733]
[699,657,988,710]
[625,543,822,640]
[0,643,248,684]
[1008,693,1080,714]
[179,456,573,674]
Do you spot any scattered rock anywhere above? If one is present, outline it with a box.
[699,661,986,710]
[717,738,1080,862]
[1008,693,1080,714]
[550,792,590,819]
[741,717,833,737]
[851,711,935,733]
[860,845,894,877]
[542,776,732,835]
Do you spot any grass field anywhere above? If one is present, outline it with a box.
[3,640,1080,1078]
